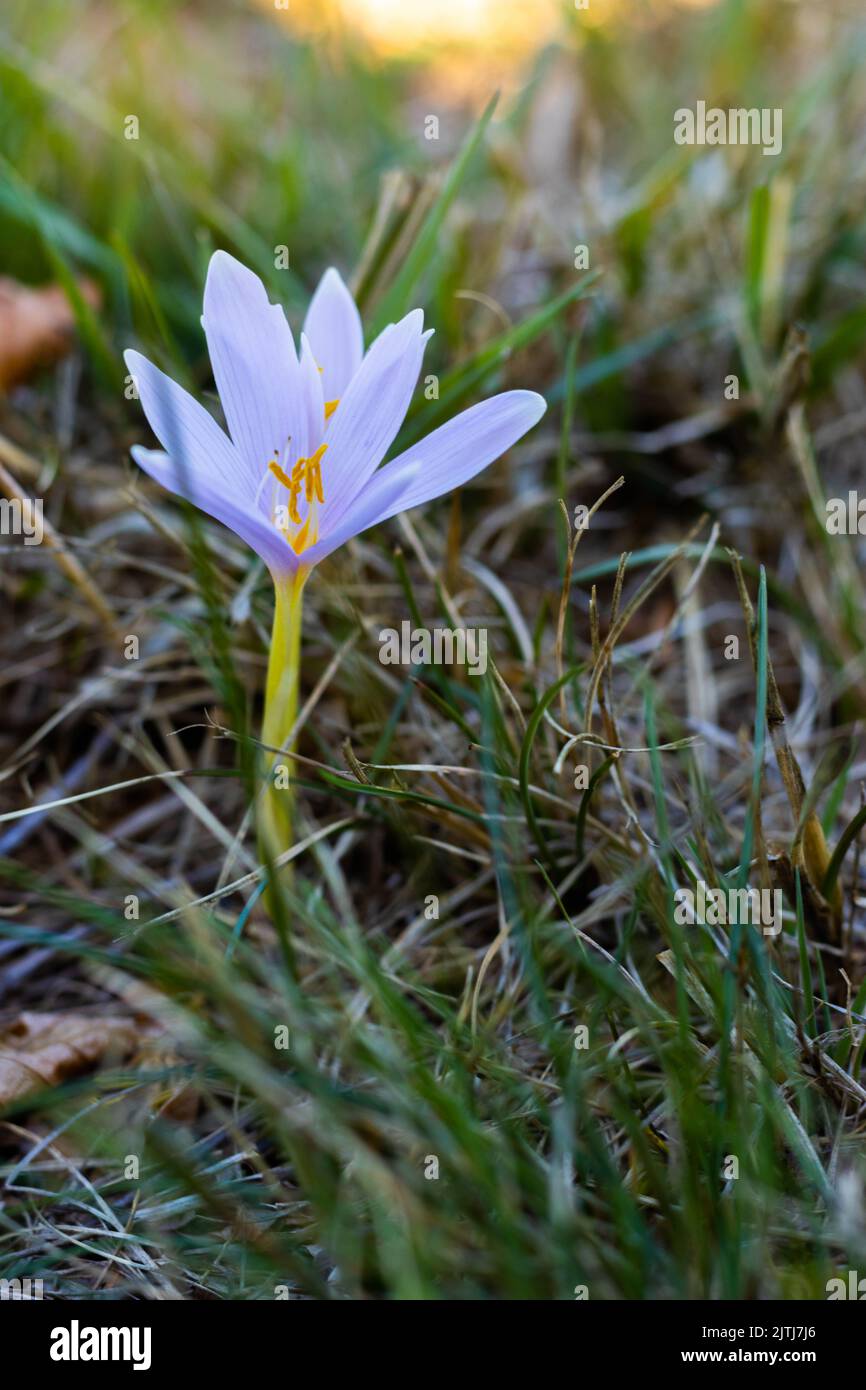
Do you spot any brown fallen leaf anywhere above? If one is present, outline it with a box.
[0,276,101,392]
[0,1011,139,1106]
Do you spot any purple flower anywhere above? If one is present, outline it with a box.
[124,251,546,579]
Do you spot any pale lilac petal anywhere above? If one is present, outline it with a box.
[302,267,363,402]
[298,333,325,461]
[123,349,246,498]
[353,390,547,522]
[131,446,298,578]
[322,310,432,523]
[301,463,421,567]
[202,251,302,478]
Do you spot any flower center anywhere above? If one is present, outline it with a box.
[267,442,328,554]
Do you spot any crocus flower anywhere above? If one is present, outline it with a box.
[124,252,545,581]
[123,251,546,862]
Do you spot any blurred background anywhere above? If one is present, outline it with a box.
[2,0,865,485]
[2,0,863,391]
[1,0,864,423]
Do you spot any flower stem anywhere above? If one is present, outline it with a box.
[259,570,306,875]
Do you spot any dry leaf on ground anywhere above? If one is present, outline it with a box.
[0,277,101,391]
[0,1011,140,1106]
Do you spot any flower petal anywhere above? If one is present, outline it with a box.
[131,446,298,578]
[302,267,363,401]
[298,333,325,460]
[300,462,421,567]
[321,309,432,525]
[124,348,247,498]
[356,390,547,522]
[201,250,302,478]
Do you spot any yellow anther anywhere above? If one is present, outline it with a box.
[304,442,327,504]
[287,461,306,523]
[324,398,339,421]
[268,459,293,490]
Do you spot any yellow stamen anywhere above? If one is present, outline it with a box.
[304,442,327,503]
[268,443,328,541]
[268,459,293,490]
[288,461,307,523]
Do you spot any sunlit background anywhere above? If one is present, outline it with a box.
[282,0,720,52]
[272,0,721,91]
